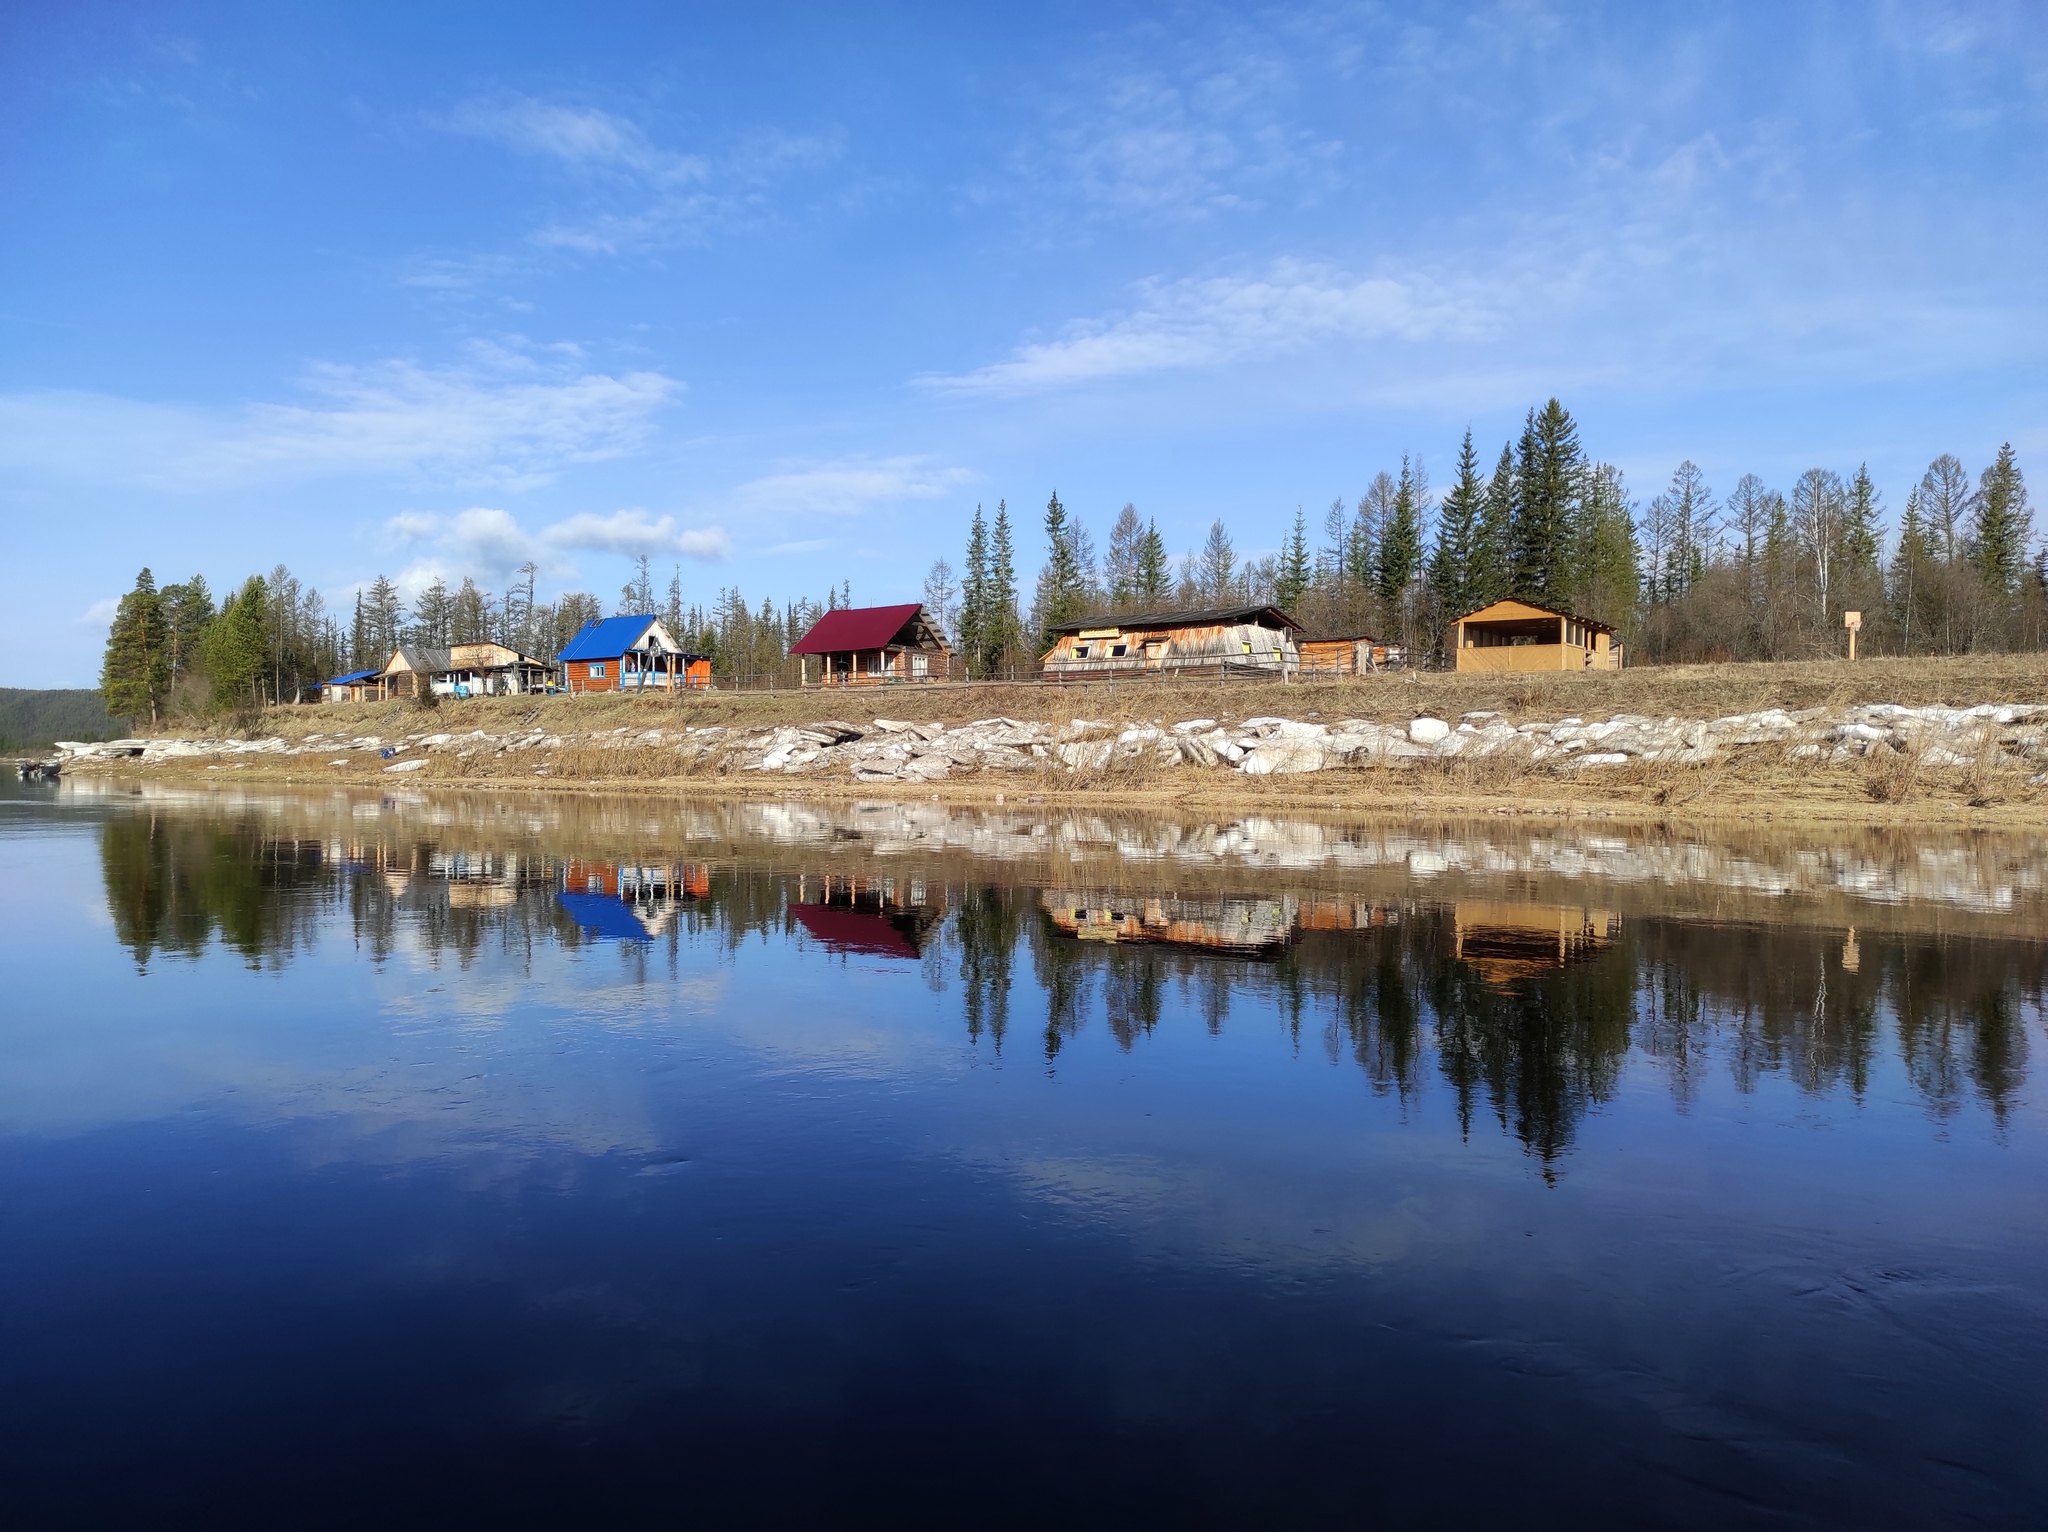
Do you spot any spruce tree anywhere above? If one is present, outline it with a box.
[1373,455,1424,614]
[989,500,1019,671]
[1889,488,1933,654]
[100,568,168,726]
[1972,443,2031,596]
[1429,430,1483,621]
[1473,443,1516,608]
[160,575,215,691]
[1510,399,1583,605]
[1135,520,1170,605]
[1276,508,1312,614]
[960,505,990,678]
[204,576,270,709]
[1843,465,1882,574]
[1035,491,1088,649]
[350,591,369,672]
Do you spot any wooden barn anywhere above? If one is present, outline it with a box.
[1451,599,1623,672]
[1295,629,1390,678]
[556,615,710,693]
[1039,605,1303,681]
[788,603,952,687]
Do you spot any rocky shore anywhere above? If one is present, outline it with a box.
[46,699,2048,786]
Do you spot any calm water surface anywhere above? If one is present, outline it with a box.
[2,780,2044,1528]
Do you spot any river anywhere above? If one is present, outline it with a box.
[2,779,2042,1527]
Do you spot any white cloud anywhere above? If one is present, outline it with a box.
[0,349,681,492]
[371,506,728,598]
[444,95,706,185]
[80,597,120,626]
[732,455,977,515]
[924,260,1493,396]
[435,95,841,256]
[541,509,730,560]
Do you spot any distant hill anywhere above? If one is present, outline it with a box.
[0,689,121,752]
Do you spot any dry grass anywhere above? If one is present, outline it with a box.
[1863,741,1924,804]
[216,650,2048,753]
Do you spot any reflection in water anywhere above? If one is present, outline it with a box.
[793,872,943,958]
[93,801,2042,1160]
[17,784,2044,1524]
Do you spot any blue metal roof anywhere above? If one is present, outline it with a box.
[325,670,381,686]
[556,614,657,663]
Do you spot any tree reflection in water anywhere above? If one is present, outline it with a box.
[100,811,2040,1160]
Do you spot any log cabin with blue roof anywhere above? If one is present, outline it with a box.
[556,615,711,693]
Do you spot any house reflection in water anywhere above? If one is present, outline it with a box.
[557,859,712,942]
[1044,891,1397,959]
[1452,901,1620,987]
[792,873,943,959]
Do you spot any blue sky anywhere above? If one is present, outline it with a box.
[4,1,2044,684]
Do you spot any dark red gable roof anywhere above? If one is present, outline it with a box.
[789,603,925,655]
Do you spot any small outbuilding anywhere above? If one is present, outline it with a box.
[1451,599,1623,672]
[556,615,710,693]
[789,603,952,687]
[322,669,383,704]
[1295,629,1387,678]
[1039,605,1303,681]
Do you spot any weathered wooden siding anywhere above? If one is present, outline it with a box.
[1041,621,1295,679]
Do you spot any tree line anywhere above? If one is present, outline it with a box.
[99,396,2040,719]
[924,398,2038,671]
[100,552,857,721]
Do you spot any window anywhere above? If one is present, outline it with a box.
[911,653,929,679]
[589,663,606,678]
[1074,644,1091,659]
[1110,644,1128,658]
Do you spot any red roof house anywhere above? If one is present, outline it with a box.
[788,603,952,686]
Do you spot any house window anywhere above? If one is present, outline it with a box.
[1110,644,1128,658]
[911,653,929,678]
[590,663,606,678]
[1074,644,1091,659]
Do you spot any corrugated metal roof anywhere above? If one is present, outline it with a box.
[788,603,925,655]
[557,614,659,662]
[391,645,451,675]
[1047,604,1305,634]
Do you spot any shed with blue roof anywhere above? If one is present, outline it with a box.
[322,669,383,704]
[557,614,711,692]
